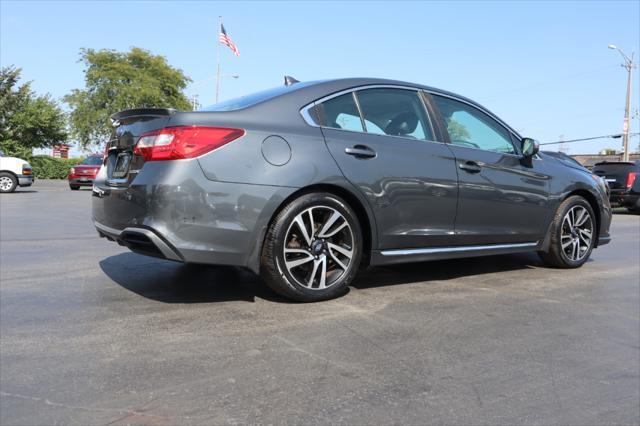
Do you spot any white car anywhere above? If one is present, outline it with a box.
[0,150,34,193]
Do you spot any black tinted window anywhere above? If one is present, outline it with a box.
[356,88,433,140]
[317,93,364,132]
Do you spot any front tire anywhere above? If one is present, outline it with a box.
[0,172,17,193]
[69,185,80,190]
[260,192,362,302]
[539,195,596,268]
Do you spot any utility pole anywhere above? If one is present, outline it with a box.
[608,45,636,162]
[191,94,199,111]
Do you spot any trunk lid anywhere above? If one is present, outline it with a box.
[592,162,638,190]
[106,108,176,186]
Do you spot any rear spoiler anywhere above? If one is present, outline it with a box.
[110,108,177,125]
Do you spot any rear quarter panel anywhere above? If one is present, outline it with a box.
[170,110,346,188]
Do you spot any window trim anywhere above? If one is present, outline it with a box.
[351,91,367,132]
[425,90,523,155]
[300,84,437,143]
[300,85,522,152]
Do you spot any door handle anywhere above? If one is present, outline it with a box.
[345,145,376,159]
[459,161,482,173]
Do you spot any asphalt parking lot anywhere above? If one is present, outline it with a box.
[1,179,639,425]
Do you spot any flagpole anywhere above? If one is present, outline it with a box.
[215,15,221,103]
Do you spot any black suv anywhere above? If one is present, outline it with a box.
[593,161,640,213]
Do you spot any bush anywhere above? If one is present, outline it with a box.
[30,156,84,179]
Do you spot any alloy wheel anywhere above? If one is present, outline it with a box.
[283,206,354,290]
[560,205,593,261]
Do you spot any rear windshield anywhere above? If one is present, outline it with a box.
[593,162,639,172]
[82,156,103,165]
[202,81,320,111]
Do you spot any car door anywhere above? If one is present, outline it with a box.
[316,87,459,249]
[429,93,551,245]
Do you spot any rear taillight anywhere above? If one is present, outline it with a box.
[626,172,637,189]
[134,126,245,161]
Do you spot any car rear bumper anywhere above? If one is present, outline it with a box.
[95,221,183,261]
[92,159,296,273]
[609,189,639,209]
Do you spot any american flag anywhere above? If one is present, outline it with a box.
[219,24,240,57]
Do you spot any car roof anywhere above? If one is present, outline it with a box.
[280,77,481,107]
[207,77,486,113]
[201,77,521,139]
[285,78,519,137]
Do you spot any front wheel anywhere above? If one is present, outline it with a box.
[0,172,17,193]
[260,192,362,302]
[69,185,80,190]
[539,195,596,268]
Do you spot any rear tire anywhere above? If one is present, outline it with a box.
[260,192,362,302]
[539,195,596,268]
[0,172,17,193]
[69,185,80,190]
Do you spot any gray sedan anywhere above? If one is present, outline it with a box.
[92,78,612,302]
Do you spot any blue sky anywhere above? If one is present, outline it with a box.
[1,0,639,155]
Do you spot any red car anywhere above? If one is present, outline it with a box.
[68,155,102,190]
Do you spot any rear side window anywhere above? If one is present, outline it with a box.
[316,93,364,132]
[356,88,433,140]
[432,95,515,154]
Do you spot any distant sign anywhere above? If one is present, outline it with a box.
[52,144,70,159]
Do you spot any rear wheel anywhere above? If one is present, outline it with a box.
[260,192,362,302]
[539,195,596,268]
[0,172,17,193]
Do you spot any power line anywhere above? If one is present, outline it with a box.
[541,133,640,146]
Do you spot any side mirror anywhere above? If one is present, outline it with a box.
[521,137,540,157]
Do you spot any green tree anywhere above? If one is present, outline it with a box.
[65,47,192,148]
[0,66,67,158]
[446,118,470,142]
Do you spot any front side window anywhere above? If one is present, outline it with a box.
[316,93,364,132]
[431,95,515,154]
[356,88,433,140]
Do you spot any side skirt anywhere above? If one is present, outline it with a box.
[370,242,540,266]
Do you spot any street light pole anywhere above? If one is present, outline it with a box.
[608,45,636,162]
[622,55,633,161]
